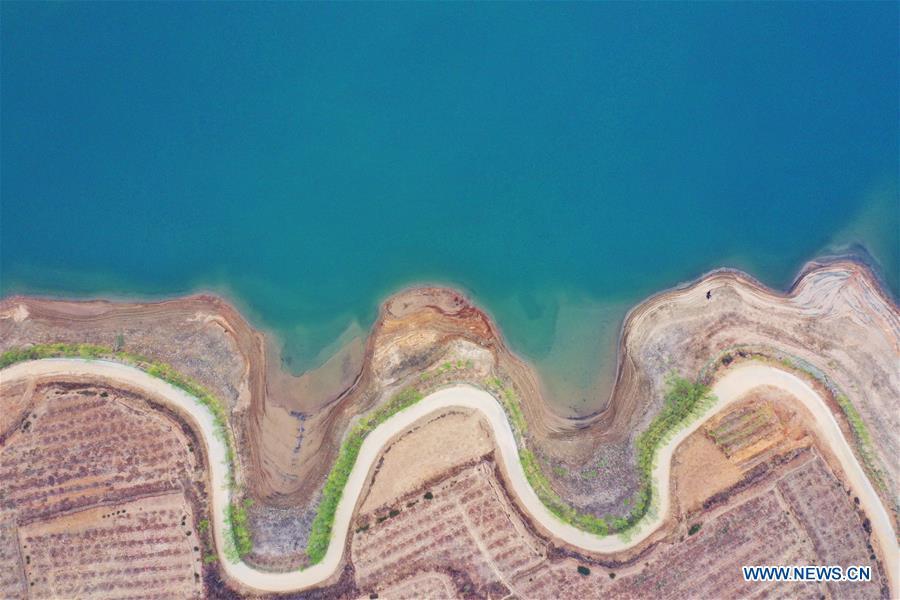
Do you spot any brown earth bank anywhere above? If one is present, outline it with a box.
[1,258,897,570]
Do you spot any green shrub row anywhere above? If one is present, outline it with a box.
[706,347,889,498]
[490,378,611,532]
[486,377,527,435]
[3,345,718,559]
[419,359,474,382]
[0,342,110,367]
[225,498,254,559]
[305,386,423,565]
[517,374,714,537]
[628,375,715,528]
[835,394,886,491]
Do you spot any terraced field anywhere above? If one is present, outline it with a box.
[0,381,206,598]
[1,358,895,597]
[706,398,782,464]
[0,519,27,598]
[600,490,821,599]
[353,462,529,597]
[1,383,201,523]
[778,458,885,599]
[19,493,202,599]
[356,571,457,599]
[1,260,896,599]
[347,397,891,599]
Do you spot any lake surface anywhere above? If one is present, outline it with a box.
[2,3,897,413]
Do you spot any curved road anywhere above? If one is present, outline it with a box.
[1,359,896,595]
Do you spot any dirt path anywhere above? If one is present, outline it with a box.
[1,359,895,595]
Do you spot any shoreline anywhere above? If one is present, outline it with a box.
[2,258,897,511]
[2,254,895,410]
[1,358,896,595]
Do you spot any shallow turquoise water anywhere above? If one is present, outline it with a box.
[2,3,897,409]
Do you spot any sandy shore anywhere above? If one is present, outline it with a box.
[1,358,896,595]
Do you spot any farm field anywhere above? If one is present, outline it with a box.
[359,408,494,514]
[0,519,27,598]
[702,386,815,468]
[777,458,886,598]
[19,493,202,599]
[672,390,812,515]
[0,380,207,599]
[354,571,457,599]
[1,0,899,592]
[347,391,890,599]
[1,259,897,599]
[599,490,821,599]
[352,460,544,598]
[0,262,895,597]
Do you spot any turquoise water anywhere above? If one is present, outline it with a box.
[2,3,897,410]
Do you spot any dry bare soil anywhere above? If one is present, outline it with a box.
[1,258,897,596]
[0,381,208,599]
[346,387,889,599]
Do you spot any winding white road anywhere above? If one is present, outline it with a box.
[1,359,896,595]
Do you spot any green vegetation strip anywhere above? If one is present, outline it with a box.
[518,375,714,538]
[308,371,714,561]
[835,394,886,491]
[3,346,716,561]
[225,499,254,561]
[487,377,527,434]
[0,343,253,558]
[306,387,423,565]
[783,359,887,494]
[630,376,716,532]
